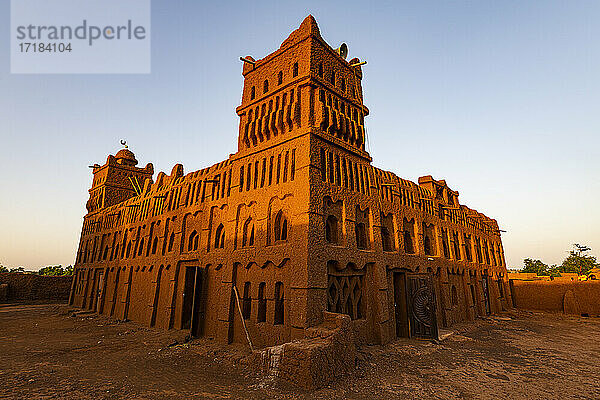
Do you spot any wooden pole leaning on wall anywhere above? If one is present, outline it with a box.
[233,285,254,352]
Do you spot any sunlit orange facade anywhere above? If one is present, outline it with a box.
[70,16,512,347]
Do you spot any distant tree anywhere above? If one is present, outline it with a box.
[38,265,73,276]
[521,258,551,275]
[9,267,25,273]
[557,244,598,275]
[0,265,7,273]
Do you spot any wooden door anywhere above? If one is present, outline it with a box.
[393,272,409,337]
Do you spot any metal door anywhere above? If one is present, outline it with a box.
[406,273,438,340]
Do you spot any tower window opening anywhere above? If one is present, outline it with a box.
[451,285,458,307]
[274,282,284,325]
[274,210,288,242]
[257,282,267,322]
[215,224,225,249]
[168,232,175,252]
[242,282,251,320]
[242,218,255,248]
[188,230,199,251]
[355,222,368,249]
[381,227,393,252]
[325,215,339,244]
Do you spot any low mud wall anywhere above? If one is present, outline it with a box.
[0,273,72,301]
[510,280,600,316]
[255,312,357,390]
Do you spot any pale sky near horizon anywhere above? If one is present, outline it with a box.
[1,1,598,270]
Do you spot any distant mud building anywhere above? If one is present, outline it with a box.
[70,16,512,347]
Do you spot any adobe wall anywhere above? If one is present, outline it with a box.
[0,273,72,301]
[256,311,357,390]
[71,131,312,348]
[510,280,600,316]
[307,131,511,344]
[70,15,511,350]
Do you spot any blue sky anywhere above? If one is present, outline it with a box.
[1,0,598,269]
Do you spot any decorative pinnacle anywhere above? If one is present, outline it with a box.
[120,139,128,149]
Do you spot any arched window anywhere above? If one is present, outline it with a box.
[475,238,483,263]
[341,77,346,92]
[355,222,367,249]
[126,241,132,258]
[318,63,323,78]
[151,237,158,254]
[381,227,393,252]
[250,86,255,100]
[137,238,144,256]
[274,211,288,242]
[451,285,458,307]
[277,71,283,85]
[215,224,225,249]
[325,215,339,244]
[424,236,433,256]
[168,232,175,252]
[242,218,254,247]
[257,282,267,323]
[330,70,336,85]
[263,79,269,93]
[242,282,251,320]
[470,285,476,306]
[453,232,461,260]
[292,62,298,77]
[274,282,284,325]
[188,230,198,251]
[103,246,109,260]
[404,230,414,254]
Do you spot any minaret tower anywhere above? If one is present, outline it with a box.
[235,15,370,161]
[86,144,154,213]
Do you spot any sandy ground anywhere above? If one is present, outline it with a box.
[1,303,599,400]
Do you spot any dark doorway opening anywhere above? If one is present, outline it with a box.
[149,267,163,328]
[95,271,105,313]
[482,275,491,315]
[110,268,120,317]
[88,271,98,311]
[181,266,204,337]
[393,272,409,337]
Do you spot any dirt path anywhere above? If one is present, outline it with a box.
[1,303,599,399]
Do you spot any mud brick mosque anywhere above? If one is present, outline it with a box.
[70,16,512,347]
